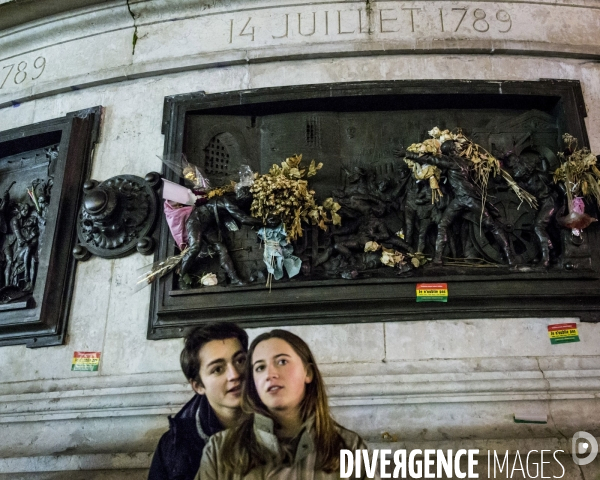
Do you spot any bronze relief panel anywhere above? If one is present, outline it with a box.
[149,81,599,339]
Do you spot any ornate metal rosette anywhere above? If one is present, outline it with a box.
[74,173,161,260]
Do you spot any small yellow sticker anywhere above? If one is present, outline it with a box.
[547,323,580,345]
[416,283,448,302]
[72,351,101,371]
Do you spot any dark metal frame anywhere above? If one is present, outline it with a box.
[149,80,599,340]
[0,107,101,347]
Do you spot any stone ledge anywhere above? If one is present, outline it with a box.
[1,394,597,459]
[1,359,597,459]
[1,366,599,422]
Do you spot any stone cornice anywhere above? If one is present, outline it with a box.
[0,358,598,466]
[2,0,600,108]
[2,359,599,423]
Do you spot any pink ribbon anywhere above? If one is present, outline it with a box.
[572,197,585,214]
[164,201,193,248]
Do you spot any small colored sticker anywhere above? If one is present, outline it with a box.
[548,323,580,345]
[72,351,101,371]
[416,283,448,302]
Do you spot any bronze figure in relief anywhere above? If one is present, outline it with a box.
[405,140,516,265]
[180,187,262,285]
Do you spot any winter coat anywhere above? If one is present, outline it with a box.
[148,394,223,480]
[197,414,379,480]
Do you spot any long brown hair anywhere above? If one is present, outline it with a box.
[220,329,346,474]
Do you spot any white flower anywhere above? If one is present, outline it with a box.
[428,127,441,138]
[200,273,218,286]
[380,252,395,267]
[439,130,458,143]
[380,248,405,267]
[364,241,381,253]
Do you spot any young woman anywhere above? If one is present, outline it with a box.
[198,329,376,479]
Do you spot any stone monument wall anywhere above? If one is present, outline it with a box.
[0,1,599,478]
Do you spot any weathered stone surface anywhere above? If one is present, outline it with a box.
[100,254,182,376]
[385,318,600,360]
[1,0,600,478]
[247,323,385,364]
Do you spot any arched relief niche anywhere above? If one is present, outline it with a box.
[184,119,258,187]
[204,133,233,181]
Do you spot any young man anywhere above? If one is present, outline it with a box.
[148,322,248,480]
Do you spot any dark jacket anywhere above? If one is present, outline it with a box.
[148,394,223,480]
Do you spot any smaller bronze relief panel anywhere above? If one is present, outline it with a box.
[0,107,100,347]
[0,143,56,306]
[150,81,599,339]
